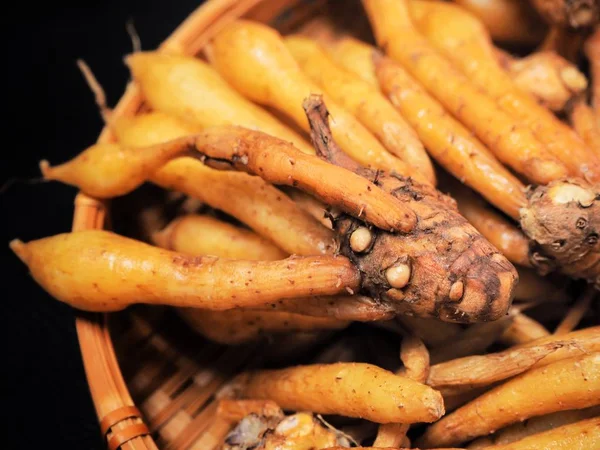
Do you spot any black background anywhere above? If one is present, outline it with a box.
[3,1,204,448]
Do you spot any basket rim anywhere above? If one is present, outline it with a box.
[70,1,281,449]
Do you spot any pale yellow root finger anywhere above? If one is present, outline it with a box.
[513,267,569,303]
[285,35,436,185]
[399,335,430,383]
[418,353,600,447]
[408,0,600,182]
[453,0,546,45]
[152,212,351,342]
[40,139,193,198]
[112,112,335,256]
[297,18,379,84]
[180,309,349,345]
[585,28,600,123]
[152,214,287,261]
[372,423,409,448]
[240,362,444,424]
[570,99,600,156]
[206,20,424,181]
[446,179,530,266]
[153,161,335,257]
[510,326,600,368]
[427,340,566,389]
[158,213,348,345]
[327,36,380,87]
[216,399,282,423]
[9,230,360,312]
[498,49,588,112]
[429,317,514,364]
[469,406,600,448]
[112,111,202,147]
[190,125,418,233]
[483,416,600,450]
[554,286,596,335]
[125,51,314,155]
[374,335,430,447]
[364,0,569,185]
[375,54,527,220]
[499,312,550,346]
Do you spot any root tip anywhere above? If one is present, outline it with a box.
[9,239,29,264]
[301,93,325,113]
[560,66,587,92]
[428,390,445,421]
[39,160,51,178]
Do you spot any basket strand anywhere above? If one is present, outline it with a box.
[101,406,145,436]
[108,423,151,450]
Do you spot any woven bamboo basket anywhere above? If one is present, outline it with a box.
[71,1,363,449]
[67,0,598,448]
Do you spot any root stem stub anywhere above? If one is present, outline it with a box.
[519,178,600,286]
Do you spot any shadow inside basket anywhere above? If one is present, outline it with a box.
[109,306,401,449]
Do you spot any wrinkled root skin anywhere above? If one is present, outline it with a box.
[334,172,519,324]
[520,178,600,287]
[223,413,283,450]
